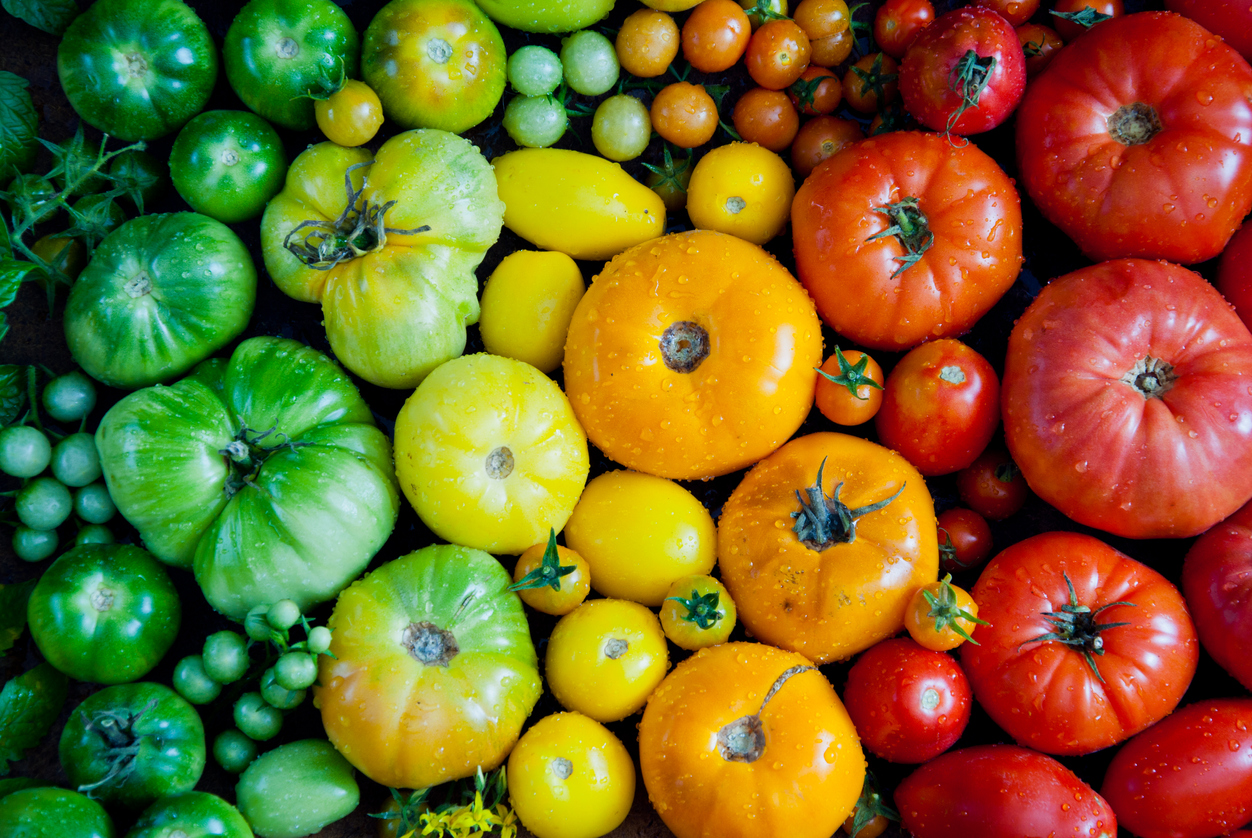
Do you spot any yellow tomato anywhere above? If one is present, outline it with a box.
[546,599,669,722]
[314,80,384,147]
[493,148,666,260]
[511,538,591,616]
[687,142,795,245]
[660,574,737,650]
[507,712,636,838]
[642,0,702,10]
[479,250,585,373]
[393,354,589,554]
[564,470,716,606]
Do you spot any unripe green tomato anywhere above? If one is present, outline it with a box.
[236,739,359,838]
[214,728,257,774]
[503,95,568,148]
[306,625,332,655]
[234,692,283,741]
[12,527,57,562]
[203,630,250,684]
[51,433,101,487]
[508,45,564,95]
[592,94,653,161]
[0,425,51,478]
[74,524,114,546]
[259,667,305,711]
[74,483,116,524]
[42,370,97,423]
[173,655,223,705]
[561,30,619,95]
[16,476,73,530]
[275,651,318,690]
[267,599,301,631]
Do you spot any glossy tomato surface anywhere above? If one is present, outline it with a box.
[1182,500,1252,692]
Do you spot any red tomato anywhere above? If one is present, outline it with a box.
[971,0,1039,27]
[899,6,1026,136]
[1016,12,1252,264]
[1182,500,1252,693]
[731,87,799,152]
[787,66,841,115]
[955,447,1027,521]
[1164,0,1252,61]
[842,637,970,764]
[962,532,1199,756]
[896,744,1117,838]
[790,115,862,177]
[842,53,898,114]
[1016,22,1063,77]
[1002,259,1252,539]
[1050,0,1123,41]
[936,508,992,574]
[1218,222,1252,333]
[873,0,934,59]
[875,339,1000,477]
[1101,699,1252,838]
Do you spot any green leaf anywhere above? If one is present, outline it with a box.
[0,580,35,658]
[0,313,7,348]
[0,222,11,262]
[0,71,37,179]
[0,260,35,309]
[1,0,79,35]
[0,663,69,775]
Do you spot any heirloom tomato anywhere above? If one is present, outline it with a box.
[564,230,822,481]
[790,116,862,177]
[316,545,541,789]
[1017,22,1063,76]
[261,132,503,388]
[0,788,115,838]
[1002,259,1252,539]
[718,432,938,664]
[1218,221,1252,332]
[235,740,359,838]
[479,250,585,373]
[127,792,251,838]
[639,642,864,838]
[169,111,287,224]
[1015,12,1252,264]
[746,19,812,89]
[792,131,1022,351]
[96,337,400,619]
[1164,0,1252,60]
[1182,500,1252,692]
[962,532,1198,756]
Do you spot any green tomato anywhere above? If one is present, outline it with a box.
[70,195,127,249]
[593,94,653,161]
[476,0,615,32]
[60,682,205,811]
[259,666,305,710]
[95,337,401,619]
[75,524,115,546]
[0,788,115,838]
[306,625,332,654]
[172,655,222,705]
[503,95,568,148]
[28,544,181,684]
[64,213,257,390]
[51,432,102,487]
[74,483,117,524]
[43,371,97,423]
[235,739,359,838]
[16,476,73,530]
[12,526,58,562]
[107,150,168,213]
[57,0,218,141]
[274,651,317,690]
[54,134,108,197]
[234,692,283,741]
[507,45,563,95]
[203,630,250,683]
[213,729,257,774]
[0,425,51,478]
[266,599,301,631]
[126,792,252,838]
[169,110,288,224]
[561,30,619,96]
[6,173,58,228]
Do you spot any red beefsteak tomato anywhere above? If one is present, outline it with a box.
[1182,499,1252,693]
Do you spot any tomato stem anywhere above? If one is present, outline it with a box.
[1107,102,1163,146]
[792,458,905,550]
[716,664,815,763]
[815,346,883,401]
[508,529,576,592]
[76,698,159,796]
[1020,572,1136,682]
[945,49,997,135]
[1120,354,1176,399]
[1049,6,1113,29]
[667,589,722,629]
[848,772,899,838]
[219,424,309,498]
[867,197,933,279]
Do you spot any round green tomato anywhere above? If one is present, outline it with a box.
[75,524,115,546]
[51,433,102,488]
[16,476,72,530]
[13,526,58,562]
[236,739,359,838]
[173,655,222,705]
[259,666,305,710]
[508,45,563,95]
[127,792,252,838]
[234,692,283,741]
[57,0,218,141]
[43,371,97,423]
[503,95,568,148]
[65,212,256,390]
[592,94,652,161]
[0,788,115,838]
[213,729,256,774]
[169,111,287,224]
[266,599,301,631]
[275,651,317,690]
[224,0,360,131]
[60,682,205,811]
[74,483,117,525]
[28,544,181,684]
[203,630,250,683]
[362,0,507,133]
[6,173,57,229]
[0,425,51,478]
[306,625,332,654]
[477,0,615,32]
[561,30,619,96]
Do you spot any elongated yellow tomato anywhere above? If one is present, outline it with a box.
[261,131,504,388]
[475,0,615,32]
[315,544,541,789]
[393,354,589,555]
[479,250,585,373]
[493,148,666,260]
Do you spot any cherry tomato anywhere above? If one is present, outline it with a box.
[1050,0,1123,41]
[315,80,384,147]
[787,66,841,115]
[814,347,884,427]
[1016,23,1064,77]
[659,574,737,650]
[790,115,862,177]
[739,0,789,29]
[842,52,898,113]
[956,448,1027,521]
[874,0,935,59]
[510,534,591,617]
[905,574,986,651]
[810,29,854,66]
[732,87,800,152]
[746,19,812,89]
[971,0,1039,26]
[936,508,992,574]
[616,9,681,78]
[793,0,851,39]
[682,0,751,72]
[651,82,719,148]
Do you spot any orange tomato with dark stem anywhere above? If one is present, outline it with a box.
[814,347,883,427]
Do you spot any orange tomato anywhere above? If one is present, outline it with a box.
[510,534,591,616]
[616,9,681,77]
[682,0,752,72]
[904,574,987,651]
[650,82,720,148]
[814,347,884,426]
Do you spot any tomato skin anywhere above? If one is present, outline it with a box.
[1181,500,1252,692]
[687,141,795,245]
[842,53,899,113]
[962,532,1198,756]
[1101,699,1252,838]
[874,0,935,58]
[1051,0,1123,41]
[1003,259,1252,539]
[955,447,1026,520]
[790,116,862,177]
[169,110,287,224]
[875,339,1000,477]
[905,578,982,652]
[651,81,719,148]
[732,88,800,152]
[746,19,812,89]
[682,0,751,72]
[235,739,360,838]
[616,9,680,77]
[843,638,971,763]
[0,788,116,838]
[792,131,1022,351]
[659,574,737,650]
[1164,0,1252,61]
[315,80,384,147]
[1016,22,1063,76]
[787,66,841,116]
[936,508,992,573]
[814,348,883,427]
[897,744,1117,838]
[511,542,591,616]
[1218,221,1252,333]
[126,792,251,838]
[971,0,1038,26]
[1016,12,1252,264]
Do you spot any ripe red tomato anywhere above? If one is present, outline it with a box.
[1164,0,1252,60]
[955,447,1027,521]
[971,0,1038,26]
[1016,12,1252,264]
[896,744,1117,838]
[1218,221,1252,333]
[1181,500,1252,693]
[842,638,971,764]
[1015,22,1063,77]
[1002,259,1252,539]
[875,339,999,477]
[936,508,992,573]
[1050,0,1123,41]
[873,0,934,59]
[1101,699,1252,838]
[899,6,1026,136]
[961,532,1199,756]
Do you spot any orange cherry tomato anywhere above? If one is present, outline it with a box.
[731,87,800,152]
[790,115,862,176]
[842,52,899,113]
[509,532,591,616]
[810,29,854,66]
[787,65,842,115]
[904,574,987,651]
[651,82,720,148]
[814,347,884,427]
[616,9,681,77]
[682,0,752,72]
[794,0,851,39]
[746,19,812,89]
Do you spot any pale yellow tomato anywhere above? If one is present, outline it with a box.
[686,141,795,245]
[507,712,635,838]
[479,250,585,373]
[564,470,716,606]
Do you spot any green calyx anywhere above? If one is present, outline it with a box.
[791,458,905,551]
[851,52,897,103]
[922,573,990,645]
[1020,572,1136,683]
[1049,6,1113,28]
[77,699,157,797]
[815,346,883,401]
[867,196,934,279]
[945,49,997,135]
[219,425,307,498]
[667,589,722,630]
[508,529,575,593]
[848,772,899,838]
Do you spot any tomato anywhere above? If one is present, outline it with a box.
[0,788,115,838]
[592,94,652,161]
[843,637,971,763]
[955,447,1027,520]
[651,81,720,148]
[814,347,884,427]
[315,80,385,147]
[1164,0,1252,61]
[1016,22,1063,77]
[790,116,862,177]
[875,339,1000,477]
[493,148,665,260]
[479,250,585,374]
[57,0,217,141]
[644,147,693,213]
[639,642,864,838]
[42,371,96,423]
[96,337,400,618]
[28,544,180,684]
[545,599,669,723]
[475,0,615,33]
[1218,221,1252,333]
[616,9,680,77]
[564,470,715,606]
[794,0,850,39]
[899,7,1026,135]
[787,66,841,116]
[962,532,1198,755]
[1003,259,1252,539]
[127,792,251,838]
[362,0,506,133]
[561,30,620,95]
[874,0,934,58]
[1182,500,1252,692]
[223,0,359,131]
[682,0,751,72]
[660,574,737,650]
[262,133,503,388]
[747,18,812,89]
[169,110,286,224]
[507,713,635,838]
[936,508,992,573]
[971,0,1038,26]
[732,88,800,152]
[792,131,1022,351]
[0,426,51,479]
[1017,12,1252,264]
[810,29,854,66]
[718,432,938,664]
[896,745,1117,838]
[564,230,822,481]
[60,682,205,810]
[740,0,788,29]
[842,53,899,113]
[317,545,540,788]
[905,574,986,651]
[393,353,588,555]
[235,740,359,838]
[510,536,591,616]
[687,141,795,245]
[1050,0,1123,41]
[1101,699,1252,838]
